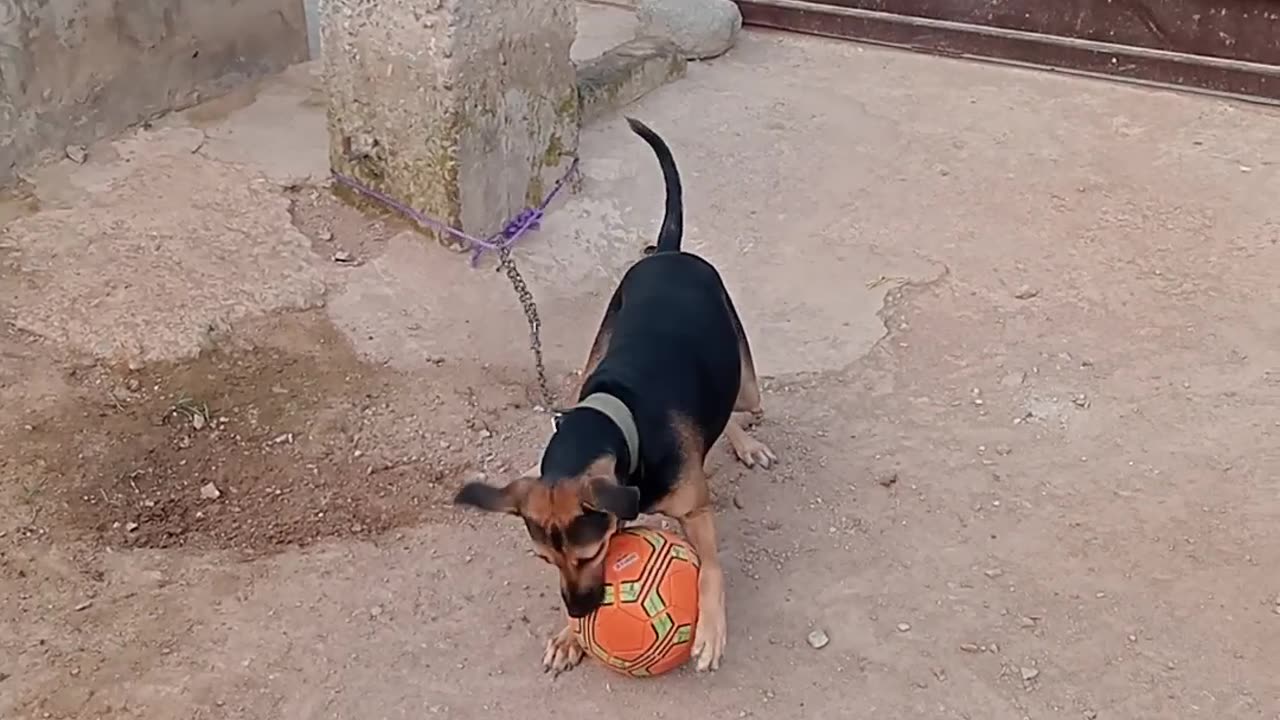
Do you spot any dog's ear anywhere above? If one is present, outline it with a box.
[584,477,640,521]
[454,478,531,515]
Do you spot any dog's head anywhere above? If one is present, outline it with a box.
[453,456,640,618]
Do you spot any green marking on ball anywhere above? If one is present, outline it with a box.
[620,581,640,602]
[641,529,666,551]
[642,588,666,618]
[650,612,673,638]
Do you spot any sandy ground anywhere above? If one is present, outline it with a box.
[4,4,1280,719]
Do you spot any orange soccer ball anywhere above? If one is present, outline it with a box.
[576,526,701,677]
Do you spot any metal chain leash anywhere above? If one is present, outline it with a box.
[332,159,580,417]
[496,246,555,411]
[491,157,582,417]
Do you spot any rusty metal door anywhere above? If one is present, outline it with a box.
[736,0,1280,103]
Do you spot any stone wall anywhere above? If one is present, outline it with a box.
[0,0,309,185]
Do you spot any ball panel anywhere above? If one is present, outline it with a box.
[603,534,653,585]
[655,557,700,625]
[592,611,658,658]
[643,631,693,676]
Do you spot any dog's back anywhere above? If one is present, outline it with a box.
[578,121,744,504]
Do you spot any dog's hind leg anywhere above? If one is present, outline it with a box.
[723,293,777,469]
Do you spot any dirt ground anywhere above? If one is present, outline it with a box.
[4,5,1280,719]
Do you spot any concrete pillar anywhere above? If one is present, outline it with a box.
[322,0,580,251]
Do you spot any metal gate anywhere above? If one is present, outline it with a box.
[736,0,1280,103]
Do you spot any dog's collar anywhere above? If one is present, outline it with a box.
[565,392,640,476]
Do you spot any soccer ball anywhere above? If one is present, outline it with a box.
[576,526,701,677]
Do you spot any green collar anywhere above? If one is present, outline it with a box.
[573,392,640,475]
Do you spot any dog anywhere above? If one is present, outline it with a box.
[454,117,776,675]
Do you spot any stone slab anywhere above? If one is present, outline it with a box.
[637,0,742,60]
[576,37,688,125]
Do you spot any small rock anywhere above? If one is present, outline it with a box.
[876,471,898,487]
[1014,285,1040,300]
[332,250,357,264]
[0,671,8,683]
[319,228,334,242]
[1018,616,1037,628]
[125,378,142,392]
[984,568,1005,579]
[931,666,947,681]
[1000,371,1027,388]
[65,145,88,164]
[200,482,222,500]
[732,494,745,510]
[806,629,830,649]
[1273,606,1280,616]
[896,622,912,633]
[74,600,94,612]
[125,522,139,532]
[191,412,206,431]
[960,643,980,653]
[637,0,742,60]
[369,605,384,618]
[1019,666,1040,681]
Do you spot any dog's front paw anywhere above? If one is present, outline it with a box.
[542,624,585,676]
[731,435,777,469]
[691,590,726,672]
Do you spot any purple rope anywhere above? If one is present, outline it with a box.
[332,157,580,267]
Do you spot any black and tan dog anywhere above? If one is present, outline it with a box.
[454,118,776,675]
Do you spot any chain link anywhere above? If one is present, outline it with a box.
[497,246,555,411]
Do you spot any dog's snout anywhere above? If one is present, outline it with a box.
[562,585,605,619]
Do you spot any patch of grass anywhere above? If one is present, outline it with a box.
[169,395,213,430]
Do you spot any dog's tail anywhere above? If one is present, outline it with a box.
[626,117,683,253]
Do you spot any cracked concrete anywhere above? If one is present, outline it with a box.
[1,127,325,364]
